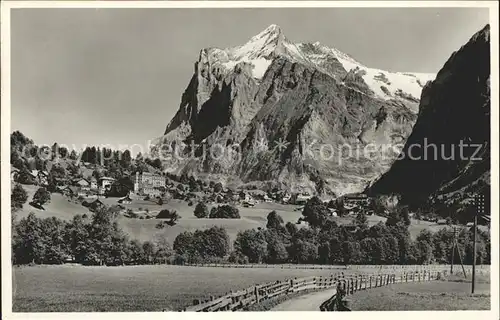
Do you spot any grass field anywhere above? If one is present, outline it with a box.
[15,185,90,221]
[350,275,491,311]
[12,265,341,312]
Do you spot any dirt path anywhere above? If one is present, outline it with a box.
[270,289,336,311]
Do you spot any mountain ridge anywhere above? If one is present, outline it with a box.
[153,24,437,196]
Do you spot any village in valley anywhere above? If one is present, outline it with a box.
[10,138,464,237]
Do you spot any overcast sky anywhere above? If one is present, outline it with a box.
[11,7,490,151]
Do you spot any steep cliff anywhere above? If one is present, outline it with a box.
[152,25,435,195]
[368,25,490,218]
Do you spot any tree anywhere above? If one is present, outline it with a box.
[341,241,362,265]
[173,231,194,256]
[385,209,400,226]
[234,229,268,263]
[265,230,288,263]
[69,150,78,160]
[12,213,44,264]
[285,222,298,236]
[17,170,36,185]
[32,187,50,206]
[197,226,231,258]
[400,206,411,226]
[153,235,173,264]
[142,241,157,264]
[120,150,132,169]
[66,214,90,263]
[194,202,209,218]
[11,184,28,210]
[289,239,318,264]
[266,211,284,230]
[209,205,240,219]
[354,212,368,228]
[302,196,329,228]
[213,182,223,193]
[127,239,145,264]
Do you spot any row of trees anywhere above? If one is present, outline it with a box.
[176,198,491,266]
[12,210,172,265]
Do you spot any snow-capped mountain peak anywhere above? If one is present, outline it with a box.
[201,24,435,106]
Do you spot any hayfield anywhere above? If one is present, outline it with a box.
[15,185,90,221]
[12,265,340,312]
[350,274,491,310]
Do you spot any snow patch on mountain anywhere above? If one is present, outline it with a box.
[203,25,435,107]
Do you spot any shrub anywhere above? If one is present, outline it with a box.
[194,202,209,218]
[209,205,240,219]
[11,183,28,210]
[32,187,51,206]
[155,222,165,229]
[234,229,267,263]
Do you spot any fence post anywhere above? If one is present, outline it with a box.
[254,286,260,303]
[369,276,372,288]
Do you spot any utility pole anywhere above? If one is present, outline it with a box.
[451,226,457,274]
[472,194,484,294]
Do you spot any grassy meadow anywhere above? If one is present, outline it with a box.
[350,274,491,311]
[12,265,340,312]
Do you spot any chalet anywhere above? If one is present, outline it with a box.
[242,200,255,207]
[436,219,448,225]
[343,193,370,206]
[75,178,91,191]
[294,192,313,205]
[99,177,115,195]
[57,185,78,197]
[88,199,105,211]
[11,168,20,182]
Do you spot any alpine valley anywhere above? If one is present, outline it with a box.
[151,24,436,196]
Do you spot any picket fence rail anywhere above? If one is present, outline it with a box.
[181,268,455,312]
[183,263,490,273]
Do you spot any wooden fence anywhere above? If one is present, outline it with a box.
[319,269,450,311]
[181,269,451,312]
[183,263,490,274]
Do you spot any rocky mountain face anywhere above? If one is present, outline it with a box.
[368,25,490,218]
[152,25,435,196]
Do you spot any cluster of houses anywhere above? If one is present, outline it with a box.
[56,176,120,198]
